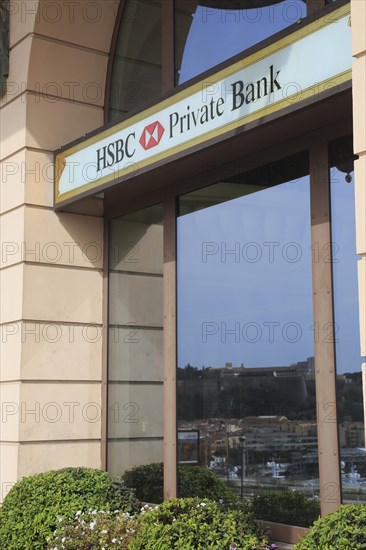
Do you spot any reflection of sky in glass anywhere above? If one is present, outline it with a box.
[331,168,361,375]
[177,176,314,369]
[178,0,307,84]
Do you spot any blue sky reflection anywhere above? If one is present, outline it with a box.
[178,0,307,84]
[177,176,314,370]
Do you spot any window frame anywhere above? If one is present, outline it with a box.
[102,116,352,521]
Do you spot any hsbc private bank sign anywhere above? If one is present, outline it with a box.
[54,3,351,207]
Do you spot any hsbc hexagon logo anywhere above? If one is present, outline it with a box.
[139,121,165,150]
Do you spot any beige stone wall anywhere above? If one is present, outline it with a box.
[0,0,120,500]
[351,0,366,447]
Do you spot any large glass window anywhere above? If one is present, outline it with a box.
[104,0,354,520]
[107,204,164,476]
[177,153,320,518]
[330,136,366,503]
[175,0,307,84]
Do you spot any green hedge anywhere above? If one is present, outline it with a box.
[0,467,139,550]
[294,504,366,550]
[130,497,271,550]
[122,463,238,505]
[250,491,320,528]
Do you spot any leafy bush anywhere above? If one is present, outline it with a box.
[0,467,139,550]
[294,504,366,549]
[250,492,320,528]
[122,462,238,505]
[123,463,164,503]
[179,465,238,506]
[130,498,274,550]
[46,509,139,549]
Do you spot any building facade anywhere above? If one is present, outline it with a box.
[0,0,365,537]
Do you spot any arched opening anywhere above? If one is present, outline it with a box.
[107,0,315,120]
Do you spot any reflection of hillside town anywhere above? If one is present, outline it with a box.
[178,358,366,501]
[178,357,317,421]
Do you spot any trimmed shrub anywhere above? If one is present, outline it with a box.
[294,503,366,550]
[123,463,164,503]
[179,464,238,506]
[130,497,274,550]
[250,491,320,528]
[0,467,139,550]
[122,462,238,505]
[46,509,139,549]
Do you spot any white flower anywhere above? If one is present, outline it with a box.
[75,510,82,517]
[90,521,96,530]
[62,538,66,543]
[102,530,108,534]
[58,517,63,522]
[112,538,117,544]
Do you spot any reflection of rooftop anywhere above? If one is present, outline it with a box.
[178,365,363,428]
[208,357,315,378]
[242,415,288,423]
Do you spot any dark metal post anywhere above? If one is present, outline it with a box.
[0,1,10,96]
[240,435,246,499]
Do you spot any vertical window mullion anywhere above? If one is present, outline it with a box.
[162,0,175,93]
[163,196,178,499]
[309,140,342,515]
[101,219,110,471]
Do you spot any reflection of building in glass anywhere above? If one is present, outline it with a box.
[339,423,365,448]
[178,357,316,421]
[178,356,366,500]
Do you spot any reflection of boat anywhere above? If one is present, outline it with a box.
[265,460,286,478]
[341,461,366,487]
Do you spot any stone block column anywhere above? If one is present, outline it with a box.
[0,0,120,501]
